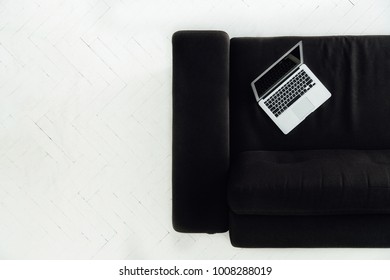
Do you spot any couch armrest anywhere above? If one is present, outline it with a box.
[172,31,230,233]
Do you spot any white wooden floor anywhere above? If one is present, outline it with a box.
[0,0,389,259]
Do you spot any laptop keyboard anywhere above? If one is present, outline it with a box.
[264,69,316,117]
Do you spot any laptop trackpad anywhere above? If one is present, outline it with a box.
[292,97,314,120]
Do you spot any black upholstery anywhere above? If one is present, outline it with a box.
[172,31,230,233]
[230,36,390,155]
[172,31,390,247]
[229,212,390,248]
[228,150,390,215]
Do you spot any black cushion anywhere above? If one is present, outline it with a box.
[172,31,230,233]
[229,212,390,248]
[228,150,390,215]
[230,36,390,156]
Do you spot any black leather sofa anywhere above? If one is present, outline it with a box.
[172,30,390,247]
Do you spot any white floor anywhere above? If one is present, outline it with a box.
[0,0,389,259]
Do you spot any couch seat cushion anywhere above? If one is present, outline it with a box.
[228,150,390,215]
[230,36,390,155]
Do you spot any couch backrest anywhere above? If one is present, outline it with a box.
[230,36,390,156]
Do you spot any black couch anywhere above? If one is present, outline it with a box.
[172,30,390,247]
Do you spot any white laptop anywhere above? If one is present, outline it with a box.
[251,41,331,134]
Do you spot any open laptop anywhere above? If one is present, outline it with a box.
[251,41,331,134]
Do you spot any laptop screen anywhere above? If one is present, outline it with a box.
[254,44,301,98]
